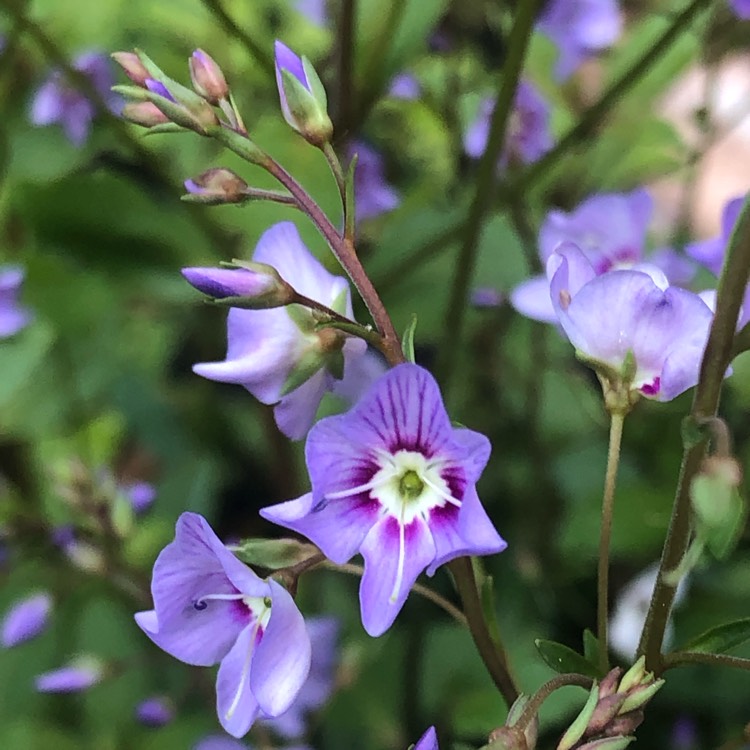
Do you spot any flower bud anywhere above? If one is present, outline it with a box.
[1,592,52,648]
[111,51,150,86]
[558,685,600,750]
[602,710,644,738]
[618,679,664,714]
[274,40,333,147]
[122,101,170,128]
[585,693,628,736]
[189,49,228,104]
[183,168,250,205]
[35,656,105,693]
[617,656,647,695]
[597,667,623,699]
[182,263,295,309]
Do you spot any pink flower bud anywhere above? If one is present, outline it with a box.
[122,101,170,128]
[183,168,249,204]
[111,51,150,87]
[189,49,229,104]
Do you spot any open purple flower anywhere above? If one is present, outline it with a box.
[30,51,118,146]
[263,616,338,738]
[192,221,366,440]
[135,512,311,738]
[538,0,622,81]
[261,364,506,636]
[730,0,750,19]
[0,266,33,338]
[415,727,439,750]
[348,141,400,222]
[548,243,714,402]
[1,592,52,647]
[686,195,744,276]
[464,80,552,168]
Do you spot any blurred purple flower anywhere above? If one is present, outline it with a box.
[136,695,174,727]
[416,726,439,750]
[262,364,506,636]
[1,592,52,647]
[264,617,338,738]
[295,0,327,26]
[686,195,744,276]
[548,243,714,401]
[538,0,622,81]
[35,658,103,692]
[193,222,366,440]
[511,188,655,322]
[389,72,421,100]
[0,267,33,338]
[193,736,249,750]
[464,81,552,168]
[648,247,696,287]
[123,481,156,514]
[30,51,118,146]
[730,0,750,19]
[471,287,504,308]
[348,141,400,222]
[135,513,311,738]
[671,716,699,750]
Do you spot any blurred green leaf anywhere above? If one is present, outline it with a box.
[534,639,602,679]
[680,618,750,655]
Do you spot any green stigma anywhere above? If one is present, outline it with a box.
[398,470,424,501]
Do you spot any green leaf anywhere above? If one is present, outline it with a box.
[680,618,750,655]
[535,639,603,679]
[583,629,599,666]
[232,537,319,570]
[401,314,418,363]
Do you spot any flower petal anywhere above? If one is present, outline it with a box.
[273,369,328,441]
[415,726,439,750]
[250,579,311,717]
[359,515,436,636]
[510,275,557,323]
[216,624,262,738]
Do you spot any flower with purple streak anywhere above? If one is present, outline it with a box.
[1,592,52,648]
[538,0,622,81]
[135,512,311,738]
[348,141,400,222]
[192,221,366,440]
[136,695,175,727]
[261,364,506,636]
[30,51,118,146]
[730,0,750,19]
[35,657,103,692]
[415,726,439,750]
[464,81,552,168]
[0,267,33,338]
[548,243,714,402]
[264,617,338,738]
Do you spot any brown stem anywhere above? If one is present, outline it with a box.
[663,651,750,672]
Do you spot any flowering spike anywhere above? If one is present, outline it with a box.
[189,49,229,104]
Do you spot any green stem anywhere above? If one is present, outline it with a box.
[449,557,520,706]
[198,0,274,78]
[663,651,750,672]
[511,0,712,194]
[439,0,541,391]
[638,194,750,672]
[597,412,626,673]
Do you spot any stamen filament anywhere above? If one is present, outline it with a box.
[390,517,407,603]
[421,475,462,508]
[225,618,262,721]
[325,470,399,501]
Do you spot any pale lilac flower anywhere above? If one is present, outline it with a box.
[686,195,744,276]
[35,658,103,692]
[648,247,696,287]
[30,51,118,146]
[511,188,654,323]
[295,0,327,26]
[192,222,366,440]
[261,364,506,636]
[538,0,622,81]
[0,267,33,338]
[136,695,175,726]
[471,287,503,308]
[389,72,421,100]
[264,617,338,738]
[123,481,156,513]
[135,512,311,738]
[193,737,249,750]
[548,243,714,401]
[415,726,439,750]
[464,81,552,167]
[348,141,400,222]
[1,592,52,647]
[730,0,750,20]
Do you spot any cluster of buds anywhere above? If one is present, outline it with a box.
[557,659,664,750]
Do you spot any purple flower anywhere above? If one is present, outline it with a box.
[264,617,338,738]
[30,51,118,146]
[193,737,249,750]
[471,287,504,308]
[123,481,156,514]
[415,726,439,750]
[193,222,366,440]
[136,695,175,727]
[261,364,506,636]
[686,195,744,276]
[464,81,552,167]
[348,141,400,222]
[135,513,311,738]
[538,0,622,81]
[730,0,750,19]
[35,658,103,692]
[389,72,421,100]
[295,0,327,26]
[1,592,52,647]
[0,267,33,338]
[549,243,714,401]
[511,188,654,323]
